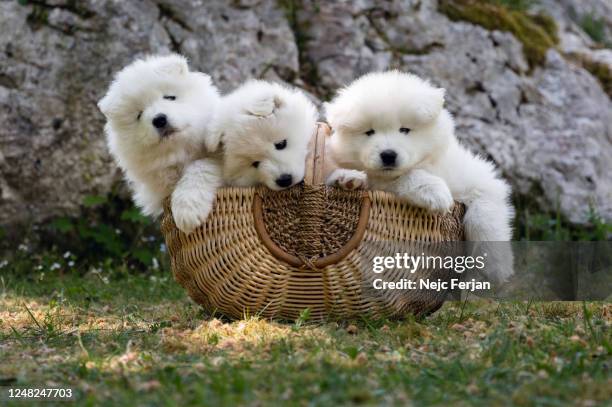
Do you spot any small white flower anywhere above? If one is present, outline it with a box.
[18,244,29,252]
[50,262,61,271]
[0,260,8,268]
[152,258,159,270]
[68,261,75,267]
[63,251,72,259]
[160,244,167,253]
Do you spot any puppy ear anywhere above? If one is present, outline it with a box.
[97,93,115,117]
[155,54,189,76]
[204,129,223,153]
[323,101,341,130]
[324,101,360,133]
[245,94,281,117]
[413,87,445,124]
[273,95,283,110]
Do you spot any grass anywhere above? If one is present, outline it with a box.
[438,0,559,69]
[0,258,610,406]
[577,14,611,48]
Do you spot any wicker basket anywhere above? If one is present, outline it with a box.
[161,123,465,321]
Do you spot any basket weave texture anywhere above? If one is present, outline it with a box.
[161,123,465,320]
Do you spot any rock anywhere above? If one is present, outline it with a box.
[556,0,612,46]
[295,0,612,224]
[0,0,298,228]
[0,0,610,232]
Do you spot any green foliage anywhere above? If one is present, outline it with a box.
[43,193,163,270]
[489,0,535,11]
[293,308,311,329]
[82,195,108,208]
[577,209,612,240]
[24,3,49,28]
[578,14,607,45]
[438,0,559,68]
[516,206,611,241]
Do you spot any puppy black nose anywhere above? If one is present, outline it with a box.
[380,150,397,166]
[275,174,293,188]
[152,114,168,129]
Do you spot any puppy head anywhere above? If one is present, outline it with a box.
[325,70,452,178]
[219,80,318,190]
[98,54,220,154]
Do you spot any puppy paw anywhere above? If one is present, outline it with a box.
[171,197,213,234]
[326,169,367,190]
[413,182,454,214]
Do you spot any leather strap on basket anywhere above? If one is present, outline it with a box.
[253,123,371,268]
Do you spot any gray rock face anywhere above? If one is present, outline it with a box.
[0,0,297,227]
[0,0,610,229]
[296,0,612,224]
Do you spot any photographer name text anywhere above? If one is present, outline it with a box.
[372,278,490,292]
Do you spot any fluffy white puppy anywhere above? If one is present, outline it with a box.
[213,80,318,190]
[98,54,222,233]
[325,71,515,281]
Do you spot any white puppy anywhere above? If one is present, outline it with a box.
[98,54,222,234]
[213,80,318,190]
[325,71,514,281]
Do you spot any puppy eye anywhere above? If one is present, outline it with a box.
[365,129,375,136]
[136,111,142,121]
[252,161,260,168]
[400,127,411,134]
[274,139,287,150]
[163,95,176,101]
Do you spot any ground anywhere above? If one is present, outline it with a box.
[0,266,610,406]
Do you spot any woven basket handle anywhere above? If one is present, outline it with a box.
[304,122,332,185]
[252,122,371,269]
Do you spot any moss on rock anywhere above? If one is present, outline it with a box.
[438,0,559,69]
[576,56,612,98]
[584,60,612,98]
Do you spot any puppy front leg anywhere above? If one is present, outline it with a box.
[171,159,222,234]
[133,183,164,218]
[393,169,454,214]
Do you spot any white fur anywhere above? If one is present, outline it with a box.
[98,54,221,233]
[325,71,515,281]
[213,80,318,190]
